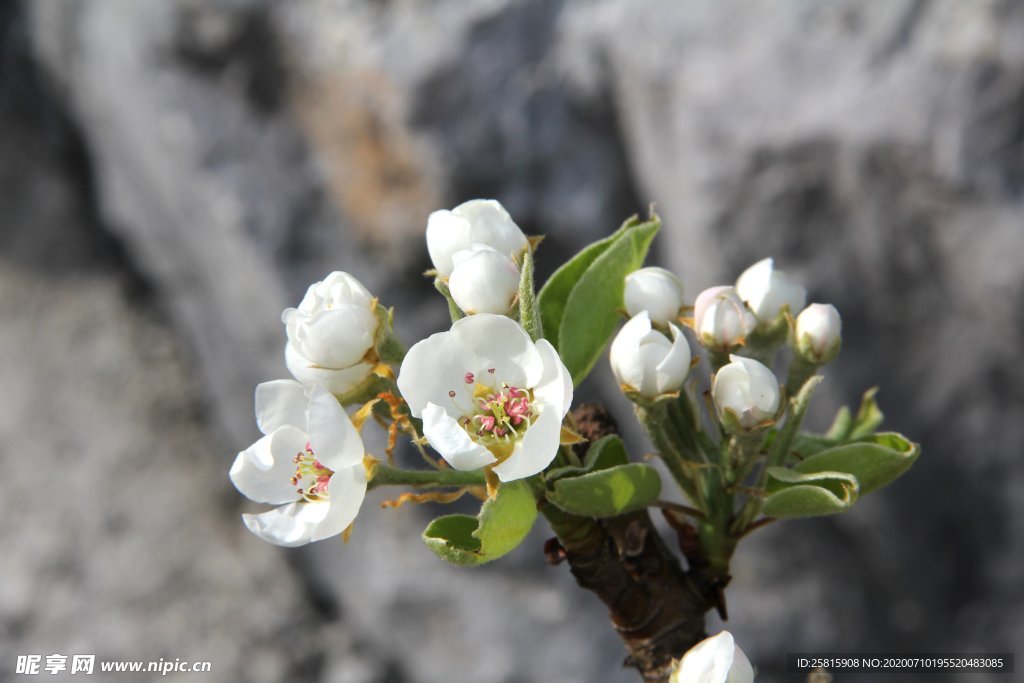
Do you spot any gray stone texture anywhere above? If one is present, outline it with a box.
[3,0,1022,681]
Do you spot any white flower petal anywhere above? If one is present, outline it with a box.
[448,246,520,315]
[285,342,374,397]
[673,631,741,683]
[454,199,528,260]
[655,324,692,394]
[242,501,329,547]
[310,464,367,542]
[421,402,496,471]
[492,404,562,482]
[624,267,684,325]
[426,209,472,276]
[397,330,478,418]
[533,339,572,414]
[307,385,364,471]
[291,306,377,369]
[610,312,654,391]
[254,379,308,435]
[229,426,307,505]
[450,314,544,389]
[736,258,806,321]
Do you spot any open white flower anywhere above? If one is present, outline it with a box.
[735,258,806,324]
[397,314,572,482]
[671,631,754,683]
[283,271,379,398]
[426,199,529,277]
[712,355,780,430]
[610,311,691,398]
[624,266,685,325]
[795,303,842,363]
[229,380,367,546]
[448,244,521,315]
[694,286,757,351]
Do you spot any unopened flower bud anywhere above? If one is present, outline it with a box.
[610,311,691,398]
[448,245,521,315]
[712,355,780,430]
[670,631,754,683]
[693,286,756,351]
[283,271,379,397]
[624,267,685,325]
[735,257,806,324]
[426,199,529,277]
[795,303,842,364]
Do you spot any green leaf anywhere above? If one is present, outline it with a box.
[544,435,630,483]
[422,479,537,566]
[583,435,630,471]
[762,467,859,519]
[849,387,884,440]
[557,216,661,384]
[547,463,662,518]
[794,432,920,496]
[537,218,637,351]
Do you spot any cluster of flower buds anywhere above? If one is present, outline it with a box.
[427,199,528,315]
[612,255,843,432]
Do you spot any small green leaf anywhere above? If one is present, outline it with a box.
[762,467,859,518]
[545,435,630,483]
[422,479,537,566]
[824,405,852,441]
[547,463,662,518]
[372,303,406,364]
[583,435,630,471]
[849,387,884,440]
[558,216,661,384]
[537,218,637,350]
[794,432,920,496]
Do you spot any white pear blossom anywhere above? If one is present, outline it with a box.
[610,311,691,398]
[795,303,842,363]
[426,199,529,277]
[671,631,755,683]
[397,314,572,482]
[448,244,521,315]
[624,266,685,325]
[712,355,780,430]
[735,258,806,324]
[283,271,379,397]
[229,380,367,546]
[693,286,757,350]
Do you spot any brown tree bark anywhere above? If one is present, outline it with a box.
[541,405,725,682]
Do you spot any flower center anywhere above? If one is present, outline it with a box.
[290,442,335,502]
[460,382,534,442]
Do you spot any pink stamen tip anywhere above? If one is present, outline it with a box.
[464,372,475,384]
[495,427,507,437]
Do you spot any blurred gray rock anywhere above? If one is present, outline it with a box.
[8,0,1024,681]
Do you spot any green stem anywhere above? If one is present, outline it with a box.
[636,402,704,511]
[732,375,823,534]
[517,247,543,341]
[433,277,464,323]
[785,354,819,397]
[367,463,486,491]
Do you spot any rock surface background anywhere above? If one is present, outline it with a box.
[2,1,1022,682]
